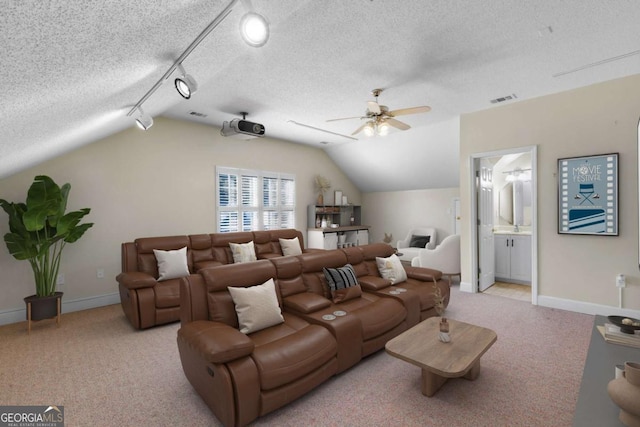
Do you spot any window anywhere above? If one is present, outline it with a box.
[216,167,295,232]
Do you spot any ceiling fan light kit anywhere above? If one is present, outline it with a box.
[327,88,431,137]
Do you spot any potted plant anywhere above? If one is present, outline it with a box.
[0,175,93,323]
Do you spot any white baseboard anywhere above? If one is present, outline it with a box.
[537,295,640,318]
[460,281,473,293]
[459,281,640,318]
[0,292,121,326]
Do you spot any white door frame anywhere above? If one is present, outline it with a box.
[469,145,538,305]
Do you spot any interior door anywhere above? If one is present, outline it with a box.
[452,197,461,235]
[478,159,495,291]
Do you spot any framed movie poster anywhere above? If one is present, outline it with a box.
[557,153,618,235]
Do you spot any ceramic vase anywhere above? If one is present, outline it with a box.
[438,317,451,343]
[608,361,640,427]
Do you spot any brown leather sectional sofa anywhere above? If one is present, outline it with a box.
[177,242,450,427]
[116,229,309,329]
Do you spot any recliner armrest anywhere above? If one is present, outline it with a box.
[116,271,158,289]
[283,293,331,313]
[178,320,254,364]
[358,275,392,291]
[404,266,442,282]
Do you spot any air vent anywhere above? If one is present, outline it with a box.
[490,94,518,104]
[189,111,208,117]
[320,141,330,145]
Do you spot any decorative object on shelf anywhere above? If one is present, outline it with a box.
[608,361,640,427]
[342,195,348,205]
[0,175,94,333]
[315,216,321,228]
[321,216,327,228]
[383,233,393,244]
[314,175,331,205]
[334,190,342,205]
[608,315,640,334]
[557,153,618,236]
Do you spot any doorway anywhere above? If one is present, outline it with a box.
[469,146,538,304]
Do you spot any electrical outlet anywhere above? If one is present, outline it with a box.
[616,274,626,288]
[56,273,65,286]
[97,268,104,279]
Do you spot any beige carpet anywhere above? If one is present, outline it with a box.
[0,285,594,426]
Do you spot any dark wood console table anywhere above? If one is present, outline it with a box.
[572,315,640,426]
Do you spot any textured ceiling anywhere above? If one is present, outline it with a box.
[2,0,639,191]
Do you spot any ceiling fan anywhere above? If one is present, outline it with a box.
[327,88,431,136]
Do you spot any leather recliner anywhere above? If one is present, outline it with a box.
[177,243,450,426]
[117,229,309,329]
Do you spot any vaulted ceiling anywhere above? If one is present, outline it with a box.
[2,1,639,191]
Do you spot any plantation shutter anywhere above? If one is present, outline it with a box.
[216,167,295,232]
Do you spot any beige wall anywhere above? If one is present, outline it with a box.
[0,117,360,318]
[362,188,460,246]
[460,74,640,313]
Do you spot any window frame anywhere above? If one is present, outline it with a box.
[216,166,296,232]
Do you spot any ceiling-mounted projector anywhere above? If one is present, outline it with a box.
[221,118,265,139]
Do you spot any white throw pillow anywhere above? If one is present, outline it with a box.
[376,254,407,285]
[153,247,189,281]
[228,278,284,334]
[279,237,303,256]
[229,241,257,263]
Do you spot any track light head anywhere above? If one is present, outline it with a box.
[240,12,269,47]
[174,64,198,99]
[135,108,153,130]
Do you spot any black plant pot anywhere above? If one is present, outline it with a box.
[24,292,63,321]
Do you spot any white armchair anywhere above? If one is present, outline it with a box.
[410,234,461,282]
[396,227,437,262]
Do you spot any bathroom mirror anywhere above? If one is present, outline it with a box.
[498,181,532,226]
[498,183,513,225]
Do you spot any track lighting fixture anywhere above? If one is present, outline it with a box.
[174,64,198,99]
[240,12,269,47]
[127,0,271,129]
[135,108,153,130]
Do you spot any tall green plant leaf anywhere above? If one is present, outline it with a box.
[0,201,28,236]
[55,183,71,228]
[24,175,60,231]
[65,222,93,243]
[56,209,90,236]
[3,232,38,260]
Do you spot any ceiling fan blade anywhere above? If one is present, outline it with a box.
[388,106,431,116]
[326,116,363,122]
[367,101,381,115]
[351,123,368,135]
[385,118,411,131]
